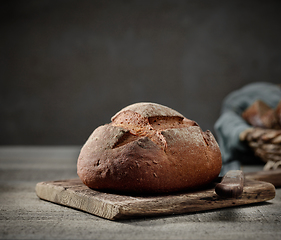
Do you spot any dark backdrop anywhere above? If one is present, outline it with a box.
[1,0,281,145]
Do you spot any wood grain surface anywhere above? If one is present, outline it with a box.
[245,169,281,187]
[36,178,275,220]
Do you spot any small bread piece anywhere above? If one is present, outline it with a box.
[275,100,281,128]
[242,100,281,129]
[242,100,274,128]
[77,102,222,194]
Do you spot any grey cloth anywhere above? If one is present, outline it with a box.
[214,82,281,176]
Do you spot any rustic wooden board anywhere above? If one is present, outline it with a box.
[36,178,275,220]
[245,169,281,187]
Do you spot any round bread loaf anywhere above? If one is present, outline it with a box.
[77,102,222,194]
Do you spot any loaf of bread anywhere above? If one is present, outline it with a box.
[77,102,222,194]
[242,100,281,129]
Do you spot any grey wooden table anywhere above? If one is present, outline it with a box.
[0,146,280,240]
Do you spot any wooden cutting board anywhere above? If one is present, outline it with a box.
[245,169,281,187]
[36,176,276,220]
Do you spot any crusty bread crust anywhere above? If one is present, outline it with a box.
[77,102,222,194]
[242,100,281,129]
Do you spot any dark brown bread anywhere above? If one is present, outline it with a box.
[275,100,281,128]
[77,102,222,194]
[242,100,281,129]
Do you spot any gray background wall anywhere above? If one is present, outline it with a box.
[1,0,281,145]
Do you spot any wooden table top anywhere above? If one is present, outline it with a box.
[0,146,280,240]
